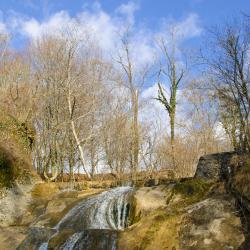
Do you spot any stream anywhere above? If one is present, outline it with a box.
[18,186,133,250]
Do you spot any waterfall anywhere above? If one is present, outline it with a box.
[38,186,133,250]
[60,233,83,250]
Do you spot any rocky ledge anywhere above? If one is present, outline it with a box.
[118,152,250,250]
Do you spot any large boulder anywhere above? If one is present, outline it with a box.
[194,152,236,181]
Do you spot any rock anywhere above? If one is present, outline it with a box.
[48,229,118,250]
[17,227,56,250]
[20,212,34,226]
[72,230,117,250]
[0,226,28,250]
[180,198,244,249]
[132,185,172,217]
[194,152,236,180]
[0,182,36,227]
[229,155,250,200]
[45,199,70,214]
[144,179,159,187]
[119,180,245,250]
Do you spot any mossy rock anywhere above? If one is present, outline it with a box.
[172,178,214,206]
[0,111,34,188]
[0,145,21,187]
[0,148,16,187]
[230,154,250,200]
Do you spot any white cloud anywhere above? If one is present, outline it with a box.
[214,121,227,140]
[1,3,202,66]
[21,18,40,38]
[140,83,185,135]
[0,10,7,34]
[140,84,228,143]
[77,8,119,53]
[21,11,74,39]
[0,22,6,34]
[174,13,202,39]
[141,84,167,126]
[116,1,139,25]
[141,81,200,139]
[155,13,202,47]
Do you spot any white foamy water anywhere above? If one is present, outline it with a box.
[60,232,83,250]
[38,242,48,250]
[57,186,132,231]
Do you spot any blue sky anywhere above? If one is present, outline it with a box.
[1,0,249,25]
[0,0,249,50]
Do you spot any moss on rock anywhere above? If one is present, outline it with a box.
[172,178,214,206]
[0,111,34,188]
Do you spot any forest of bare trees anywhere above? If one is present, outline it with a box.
[0,16,249,184]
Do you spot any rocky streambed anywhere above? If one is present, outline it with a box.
[0,182,106,249]
[0,152,249,250]
[0,180,246,250]
[0,183,134,250]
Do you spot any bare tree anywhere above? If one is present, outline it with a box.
[116,29,150,178]
[155,34,186,167]
[30,33,106,181]
[204,18,250,152]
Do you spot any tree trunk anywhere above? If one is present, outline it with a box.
[132,90,139,179]
[70,120,91,180]
[169,111,176,168]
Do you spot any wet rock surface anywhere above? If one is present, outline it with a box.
[0,226,28,250]
[49,229,117,250]
[17,227,56,250]
[0,179,39,227]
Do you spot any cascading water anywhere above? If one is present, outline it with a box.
[37,186,133,250]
